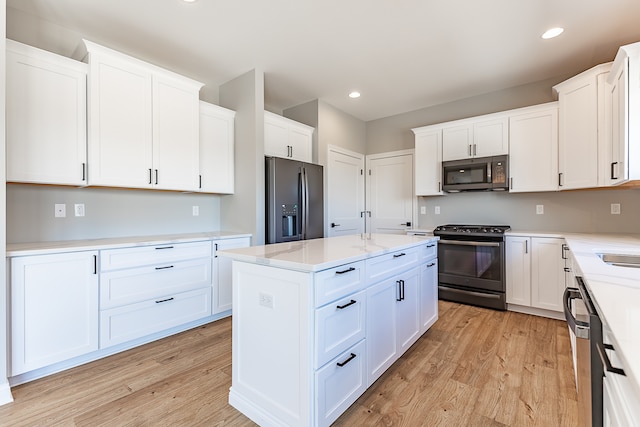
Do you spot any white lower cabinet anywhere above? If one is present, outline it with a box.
[315,340,367,426]
[212,237,251,314]
[602,327,640,426]
[100,287,212,348]
[506,236,566,315]
[420,259,438,333]
[10,251,99,376]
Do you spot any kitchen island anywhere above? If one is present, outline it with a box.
[219,233,439,427]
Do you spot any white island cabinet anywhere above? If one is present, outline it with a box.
[220,233,438,427]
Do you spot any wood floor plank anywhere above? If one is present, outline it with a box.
[0,301,577,427]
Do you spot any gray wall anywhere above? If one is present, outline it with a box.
[219,69,266,245]
[6,185,221,243]
[417,189,640,233]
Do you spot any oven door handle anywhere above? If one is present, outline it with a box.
[439,239,500,247]
[438,286,502,300]
[563,287,590,339]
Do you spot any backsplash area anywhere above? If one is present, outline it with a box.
[418,188,640,233]
[7,184,222,243]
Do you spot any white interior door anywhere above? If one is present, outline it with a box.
[327,146,365,237]
[366,151,415,234]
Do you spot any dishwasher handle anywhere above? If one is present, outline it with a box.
[563,287,590,339]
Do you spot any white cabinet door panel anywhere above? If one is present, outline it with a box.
[366,279,398,385]
[396,268,421,353]
[414,129,443,196]
[473,117,508,157]
[420,259,438,333]
[442,124,472,161]
[530,238,565,312]
[506,236,531,306]
[213,237,251,314]
[199,101,235,194]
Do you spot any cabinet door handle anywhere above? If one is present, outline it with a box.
[335,267,355,275]
[427,244,435,248]
[155,246,174,250]
[149,168,153,184]
[427,262,436,267]
[564,267,571,272]
[401,279,405,301]
[611,162,618,180]
[468,144,472,156]
[558,172,563,187]
[396,280,402,301]
[155,169,159,185]
[199,175,202,189]
[561,243,569,260]
[82,163,86,181]
[214,243,219,258]
[510,177,513,190]
[336,299,357,309]
[93,255,97,274]
[393,253,406,258]
[597,342,626,376]
[525,240,528,254]
[473,144,477,156]
[336,353,356,367]
[155,265,174,270]
[155,297,175,304]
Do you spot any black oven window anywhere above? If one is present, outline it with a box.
[445,166,487,184]
[440,244,502,280]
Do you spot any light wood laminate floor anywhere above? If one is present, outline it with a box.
[0,301,577,426]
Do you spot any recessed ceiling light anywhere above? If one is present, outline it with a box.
[349,91,361,99]
[182,0,197,3]
[542,27,564,39]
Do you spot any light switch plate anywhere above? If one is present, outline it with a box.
[435,206,441,215]
[74,204,85,217]
[536,205,544,215]
[192,206,200,216]
[420,206,426,215]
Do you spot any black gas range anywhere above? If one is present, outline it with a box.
[433,224,511,310]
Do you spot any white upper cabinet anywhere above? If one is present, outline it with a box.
[199,101,236,194]
[554,63,611,190]
[508,103,559,193]
[442,115,508,161]
[264,111,313,163]
[79,40,203,191]
[412,127,443,196]
[6,40,88,186]
[607,42,640,184]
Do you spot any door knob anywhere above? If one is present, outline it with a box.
[331,223,341,228]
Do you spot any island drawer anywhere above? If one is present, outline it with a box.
[365,246,419,284]
[315,290,366,368]
[100,258,212,309]
[419,240,437,261]
[99,287,212,348]
[315,339,367,427]
[314,261,365,307]
[100,240,212,271]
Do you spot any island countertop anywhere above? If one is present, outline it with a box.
[218,233,438,272]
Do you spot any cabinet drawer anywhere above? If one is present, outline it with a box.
[100,258,212,308]
[99,287,212,348]
[418,241,437,262]
[315,340,367,427]
[314,261,365,307]
[365,247,419,284]
[100,241,211,271]
[315,290,366,368]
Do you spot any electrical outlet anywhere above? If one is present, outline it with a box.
[259,293,274,309]
[536,205,544,215]
[420,206,426,215]
[192,205,200,216]
[435,206,441,215]
[611,203,621,215]
[74,204,85,217]
[54,204,66,218]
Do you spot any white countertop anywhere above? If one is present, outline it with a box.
[6,231,252,257]
[561,233,640,399]
[218,233,438,272]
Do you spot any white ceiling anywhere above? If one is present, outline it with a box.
[7,0,640,121]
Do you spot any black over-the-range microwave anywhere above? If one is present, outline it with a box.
[442,155,509,192]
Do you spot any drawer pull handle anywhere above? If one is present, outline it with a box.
[336,300,357,309]
[427,262,436,267]
[335,267,356,275]
[155,297,174,304]
[336,353,356,367]
[427,244,435,248]
[155,246,174,250]
[155,265,174,270]
[393,253,406,258]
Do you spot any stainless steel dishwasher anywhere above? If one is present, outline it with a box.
[563,276,603,427]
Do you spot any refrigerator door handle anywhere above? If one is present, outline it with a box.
[301,167,310,239]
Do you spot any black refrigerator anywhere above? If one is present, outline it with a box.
[265,156,324,244]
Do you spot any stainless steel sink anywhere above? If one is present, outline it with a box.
[598,253,640,268]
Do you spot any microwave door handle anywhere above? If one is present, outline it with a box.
[487,162,492,183]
